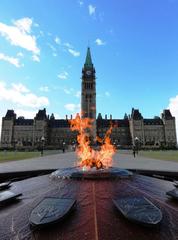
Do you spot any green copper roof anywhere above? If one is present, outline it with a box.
[84,47,93,67]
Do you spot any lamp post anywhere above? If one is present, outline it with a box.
[62,141,65,153]
[134,137,139,154]
[41,136,45,156]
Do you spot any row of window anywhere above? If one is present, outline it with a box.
[84,83,93,89]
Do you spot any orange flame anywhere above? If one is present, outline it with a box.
[69,114,116,169]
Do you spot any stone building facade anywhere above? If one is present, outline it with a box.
[0,48,177,149]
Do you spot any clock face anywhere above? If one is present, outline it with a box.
[86,70,91,75]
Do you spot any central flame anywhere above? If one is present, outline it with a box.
[69,114,116,169]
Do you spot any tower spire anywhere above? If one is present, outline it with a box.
[84,47,93,68]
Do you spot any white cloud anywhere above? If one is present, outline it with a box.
[54,36,61,45]
[78,0,84,6]
[39,30,44,36]
[64,87,74,95]
[14,18,32,33]
[15,109,37,118]
[0,53,21,68]
[95,38,106,46]
[17,52,24,57]
[39,86,49,92]
[32,54,40,62]
[53,52,57,57]
[75,90,81,98]
[47,43,57,57]
[57,71,69,80]
[47,43,56,52]
[98,12,104,22]
[63,89,71,94]
[68,48,80,57]
[88,4,96,15]
[168,95,178,141]
[63,42,73,48]
[63,43,80,57]
[64,103,80,112]
[105,91,110,97]
[34,22,39,28]
[12,83,29,93]
[53,113,61,119]
[0,17,40,56]
[0,81,49,108]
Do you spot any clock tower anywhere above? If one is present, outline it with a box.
[81,47,96,138]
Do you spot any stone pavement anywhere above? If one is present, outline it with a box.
[0,150,178,174]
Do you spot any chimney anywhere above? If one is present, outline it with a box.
[66,115,68,120]
[105,114,107,119]
[110,114,112,120]
[71,115,72,119]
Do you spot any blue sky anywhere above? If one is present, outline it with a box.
[0,0,178,135]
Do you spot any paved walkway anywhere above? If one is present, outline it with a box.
[0,151,178,173]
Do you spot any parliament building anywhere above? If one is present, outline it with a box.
[1,48,177,149]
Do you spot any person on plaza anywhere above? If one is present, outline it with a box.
[62,142,65,153]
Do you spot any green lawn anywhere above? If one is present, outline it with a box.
[0,149,67,163]
[0,151,41,162]
[138,150,178,162]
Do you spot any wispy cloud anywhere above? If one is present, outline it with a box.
[98,12,104,22]
[105,91,110,97]
[0,81,49,108]
[59,87,80,98]
[39,30,44,36]
[17,52,24,57]
[12,83,29,93]
[47,43,57,57]
[39,86,49,92]
[47,43,56,52]
[63,87,74,94]
[63,42,73,48]
[57,71,69,80]
[53,52,57,57]
[0,53,22,67]
[63,89,71,94]
[78,0,84,6]
[64,103,80,112]
[95,38,106,46]
[63,42,80,57]
[34,22,39,28]
[68,48,80,57]
[0,18,40,59]
[54,36,61,45]
[32,54,40,62]
[75,90,81,98]
[88,4,96,15]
